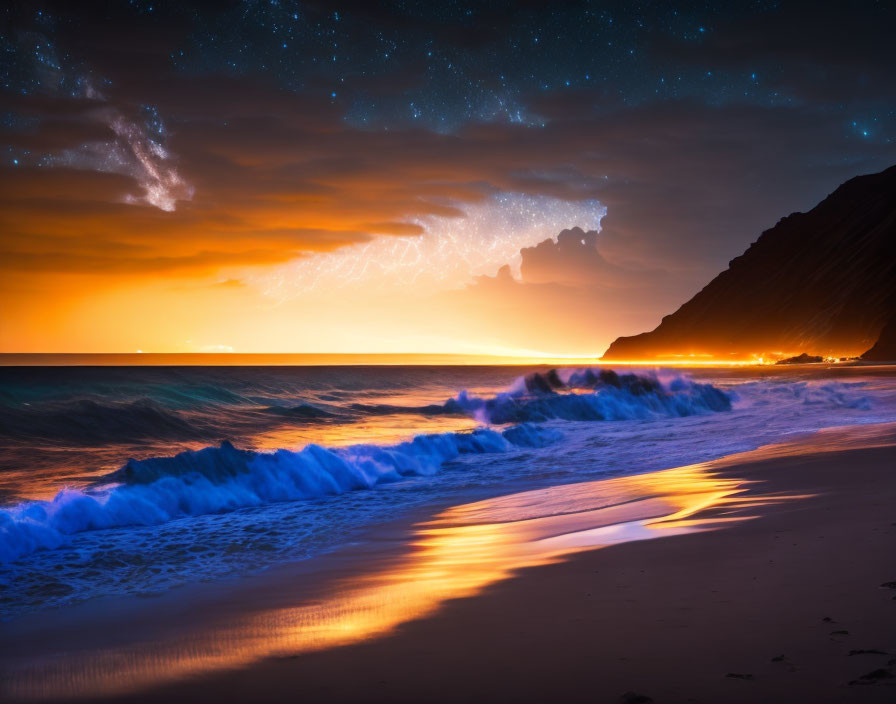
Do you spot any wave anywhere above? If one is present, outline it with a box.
[0,369,733,564]
[734,380,873,411]
[348,369,732,425]
[447,368,732,424]
[0,399,204,443]
[0,423,560,563]
[0,398,336,445]
[0,368,730,447]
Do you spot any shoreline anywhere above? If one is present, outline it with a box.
[3,422,896,702]
[133,423,896,703]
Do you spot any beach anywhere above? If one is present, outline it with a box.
[2,420,894,703]
[120,425,896,704]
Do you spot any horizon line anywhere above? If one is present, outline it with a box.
[0,352,773,368]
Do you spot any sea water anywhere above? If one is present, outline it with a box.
[2,363,895,620]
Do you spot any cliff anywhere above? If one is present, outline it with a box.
[602,165,896,361]
[861,315,896,361]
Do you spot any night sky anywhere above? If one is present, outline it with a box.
[2,1,895,354]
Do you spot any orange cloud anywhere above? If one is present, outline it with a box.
[2,71,895,352]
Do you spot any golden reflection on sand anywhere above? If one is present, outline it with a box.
[3,464,796,701]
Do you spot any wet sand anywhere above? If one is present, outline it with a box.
[93,424,896,704]
[7,424,896,704]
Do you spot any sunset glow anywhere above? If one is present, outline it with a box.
[2,4,895,703]
[4,3,893,357]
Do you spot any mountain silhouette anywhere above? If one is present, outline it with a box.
[602,165,896,361]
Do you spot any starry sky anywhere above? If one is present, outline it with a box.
[2,1,895,354]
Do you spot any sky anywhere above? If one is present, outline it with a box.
[1,0,895,355]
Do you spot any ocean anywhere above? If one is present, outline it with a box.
[2,361,895,621]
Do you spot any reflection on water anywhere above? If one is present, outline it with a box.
[249,413,479,454]
[3,407,483,504]
[0,461,799,702]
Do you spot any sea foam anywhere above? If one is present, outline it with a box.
[446,368,732,424]
[0,369,732,564]
[0,424,558,563]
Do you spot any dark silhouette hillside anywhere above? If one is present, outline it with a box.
[603,165,896,360]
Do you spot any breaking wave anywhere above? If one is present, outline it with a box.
[446,368,732,424]
[0,368,733,564]
[0,423,560,563]
[347,369,732,424]
[0,368,733,447]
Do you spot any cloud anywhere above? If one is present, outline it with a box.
[3,86,894,295]
[258,194,605,298]
[3,84,894,290]
[3,1,896,353]
[518,227,660,287]
[2,24,193,213]
[436,226,682,354]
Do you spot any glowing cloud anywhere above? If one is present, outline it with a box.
[258,193,605,299]
[48,86,193,212]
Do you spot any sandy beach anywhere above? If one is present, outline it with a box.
[3,422,889,704]
[131,429,895,703]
